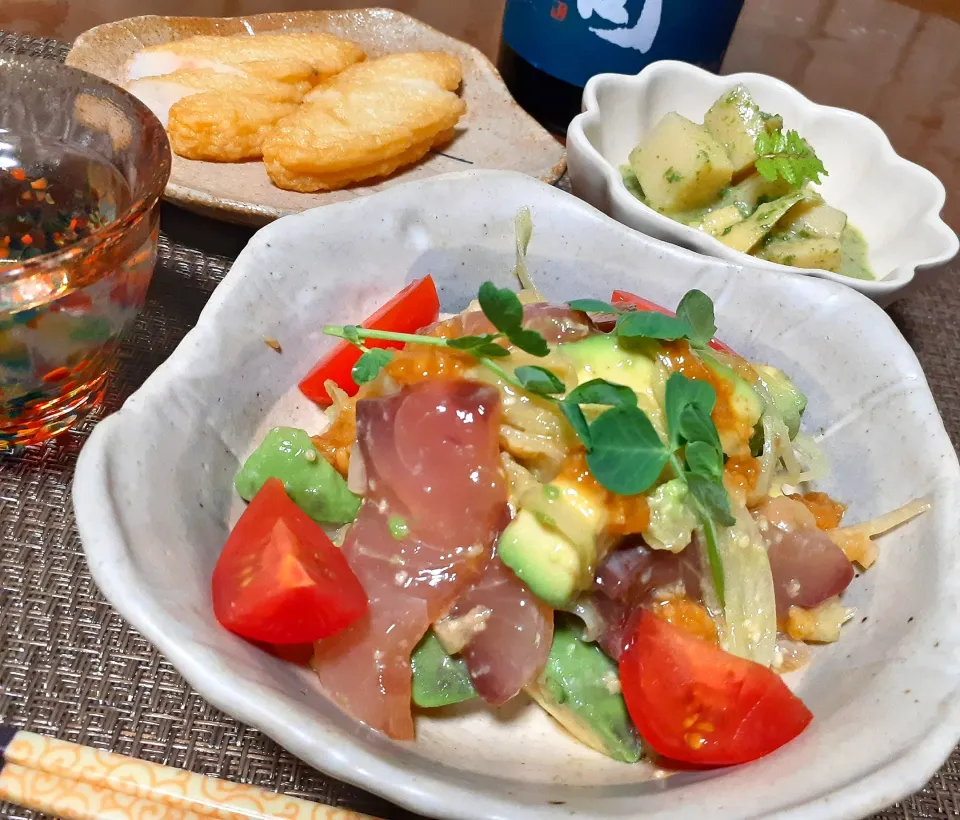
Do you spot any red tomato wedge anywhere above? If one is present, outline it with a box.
[212,478,368,645]
[619,612,812,766]
[611,290,735,355]
[299,275,440,406]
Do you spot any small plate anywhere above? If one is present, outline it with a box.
[65,9,566,227]
[74,171,960,820]
[566,61,959,305]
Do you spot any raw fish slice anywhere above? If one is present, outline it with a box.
[312,381,507,740]
[448,555,553,704]
[593,541,704,660]
[125,33,365,82]
[460,303,593,344]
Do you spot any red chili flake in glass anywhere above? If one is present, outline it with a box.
[42,367,71,383]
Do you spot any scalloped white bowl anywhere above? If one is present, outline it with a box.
[73,170,960,820]
[566,60,958,305]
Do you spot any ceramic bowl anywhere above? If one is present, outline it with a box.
[73,170,960,820]
[65,9,566,227]
[566,60,959,305]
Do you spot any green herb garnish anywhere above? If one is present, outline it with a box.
[754,128,827,187]
[478,281,550,357]
[568,288,718,350]
[664,167,683,183]
[325,284,736,603]
[514,365,566,395]
[388,515,410,540]
[352,348,394,385]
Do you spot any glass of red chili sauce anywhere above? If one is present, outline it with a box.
[0,56,170,447]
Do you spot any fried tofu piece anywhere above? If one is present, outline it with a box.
[125,32,365,82]
[167,92,300,161]
[127,68,305,128]
[263,52,466,192]
[267,128,457,192]
[304,51,462,102]
[231,58,318,88]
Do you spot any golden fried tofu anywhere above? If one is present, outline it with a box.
[126,33,365,83]
[266,129,457,192]
[237,58,318,87]
[127,69,305,128]
[304,51,462,102]
[263,52,466,192]
[167,92,299,161]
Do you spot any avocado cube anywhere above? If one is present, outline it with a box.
[234,426,360,524]
[629,113,733,212]
[526,623,643,763]
[497,509,585,607]
[411,631,477,708]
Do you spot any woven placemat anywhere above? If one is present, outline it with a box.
[1,29,958,820]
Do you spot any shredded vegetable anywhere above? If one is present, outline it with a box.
[828,498,931,568]
[717,499,778,666]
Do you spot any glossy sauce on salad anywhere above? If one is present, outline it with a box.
[212,224,928,768]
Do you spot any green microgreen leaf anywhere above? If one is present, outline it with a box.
[567,299,622,315]
[565,378,637,409]
[664,372,716,446]
[447,334,511,358]
[477,280,549,356]
[685,440,723,482]
[678,404,724,456]
[686,473,736,527]
[560,401,591,449]
[585,406,669,495]
[675,289,717,349]
[478,281,524,335]
[342,325,361,345]
[514,365,566,395]
[754,128,827,187]
[352,348,394,385]
[616,310,693,341]
[510,327,551,357]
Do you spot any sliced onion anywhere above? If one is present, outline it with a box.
[792,433,830,484]
[562,597,607,642]
[346,443,367,494]
[831,497,931,539]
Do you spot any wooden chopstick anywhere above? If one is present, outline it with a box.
[0,727,382,820]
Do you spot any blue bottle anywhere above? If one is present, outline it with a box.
[498,0,746,134]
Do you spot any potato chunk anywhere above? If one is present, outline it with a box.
[692,205,743,238]
[628,113,733,212]
[778,200,848,240]
[704,84,770,175]
[757,236,843,271]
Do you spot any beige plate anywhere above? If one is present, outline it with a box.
[66,9,567,227]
